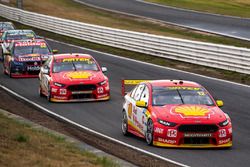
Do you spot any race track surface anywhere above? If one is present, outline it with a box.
[76,0,250,40]
[1,39,250,167]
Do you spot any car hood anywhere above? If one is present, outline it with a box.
[52,70,106,84]
[152,104,226,124]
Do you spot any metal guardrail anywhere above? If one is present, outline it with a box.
[0,4,250,74]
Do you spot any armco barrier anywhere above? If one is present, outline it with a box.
[0,4,250,74]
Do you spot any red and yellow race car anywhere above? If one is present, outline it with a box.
[122,80,232,148]
[39,53,110,102]
[3,39,56,78]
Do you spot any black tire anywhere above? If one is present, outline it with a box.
[145,119,154,145]
[122,111,129,136]
[8,63,13,78]
[47,86,52,102]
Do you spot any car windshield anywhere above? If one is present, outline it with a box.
[14,44,50,55]
[6,33,35,40]
[0,24,14,31]
[152,86,215,106]
[53,57,99,73]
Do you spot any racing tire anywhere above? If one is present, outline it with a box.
[47,86,52,102]
[122,111,130,136]
[8,63,13,78]
[145,119,154,145]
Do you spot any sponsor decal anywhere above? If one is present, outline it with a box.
[133,114,143,131]
[64,71,92,80]
[97,87,104,94]
[172,105,212,118]
[19,57,41,62]
[167,129,177,138]
[72,90,93,94]
[97,94,108,98]
[158,137,177,144]
[61,58,92,64]
[53,96,67,100]
[184,133,212,137]
[59,89,67,95]
[123,80,149,85]
[15,42,46,47]
[51,88,58,93]
[128,103,132,119]
[154,127,164,134]
[219,129,227,138]
[219,138,230,145]
[27,66,40,71]
[228,128,232,134]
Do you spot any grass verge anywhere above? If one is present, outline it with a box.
[146,0,250,18]
[1,0,250,48]
[0,112,119,167]
[1,16,249,85]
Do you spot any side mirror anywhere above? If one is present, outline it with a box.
[52,49,58,54]
[101,67,107,73]
[216,100,224,107]
[136,101,147,108]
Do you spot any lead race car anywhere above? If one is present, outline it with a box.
[39,53,110,102]
[122,80,232,148]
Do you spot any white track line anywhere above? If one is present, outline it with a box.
[0,84,189,167]
[47,38,250,88]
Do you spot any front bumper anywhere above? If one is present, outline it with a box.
[152,123,232,148]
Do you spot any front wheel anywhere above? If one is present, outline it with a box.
[47,86,52,102]
[145,119,154,145]
[122,111,129,136]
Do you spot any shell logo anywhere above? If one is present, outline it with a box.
[173,106,210,117]
[65,71,92,79]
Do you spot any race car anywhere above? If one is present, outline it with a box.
[0,22,15,38]
[3,39,57,78]
[0,29,37,60]
[38,53,110,102]
[122,80,232,148]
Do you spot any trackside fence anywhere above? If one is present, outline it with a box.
[0,4,250,74]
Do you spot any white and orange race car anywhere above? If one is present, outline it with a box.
[39,53,110,102]
[122,79,232,148]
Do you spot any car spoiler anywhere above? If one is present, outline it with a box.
[121,79,149,96]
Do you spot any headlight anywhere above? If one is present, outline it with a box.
[54,82,65,87]
[158,119,177,127]
[219,119,229,127]
[98,80,107,86]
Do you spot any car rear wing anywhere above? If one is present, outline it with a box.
[121,79,149,96]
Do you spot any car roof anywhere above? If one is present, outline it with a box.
[144,80,202,87]
[5,29,34,34]
[53,53,93,59]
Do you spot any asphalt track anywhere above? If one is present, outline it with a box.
[1,39,250,167]
[76,0,250,41]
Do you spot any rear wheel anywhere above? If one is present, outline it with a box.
[122,111,129,136]
[8,63,13,78]
[145,119,154,145]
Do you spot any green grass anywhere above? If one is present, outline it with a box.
[0,112,119,167]
[146,0,250,18]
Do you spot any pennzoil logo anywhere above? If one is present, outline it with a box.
[64,71,92,80]
[171,105,213,118]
